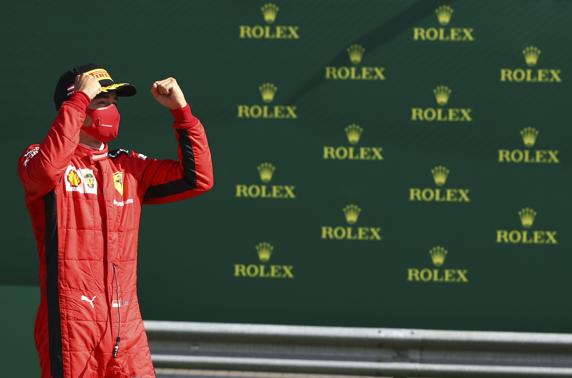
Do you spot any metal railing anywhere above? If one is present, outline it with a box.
[145,321,572,377]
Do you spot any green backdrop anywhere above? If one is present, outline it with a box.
[2,2,571,360]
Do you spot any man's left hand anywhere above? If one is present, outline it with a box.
[151,77,188,110]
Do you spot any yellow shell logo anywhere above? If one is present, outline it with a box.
[113,172,124,196]
[67,170,81,187]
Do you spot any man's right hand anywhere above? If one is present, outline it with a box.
[74,73,101,100]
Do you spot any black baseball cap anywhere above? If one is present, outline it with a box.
[53,63,136,110]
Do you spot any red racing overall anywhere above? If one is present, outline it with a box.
[18,91,214,377]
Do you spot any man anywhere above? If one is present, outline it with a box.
[18,64,214,378]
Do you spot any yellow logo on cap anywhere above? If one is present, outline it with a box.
[85,68,113,81]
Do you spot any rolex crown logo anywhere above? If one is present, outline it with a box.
[259,83,277,103]
[429,246,448,267]
[522,46,541,67]
[431,166,450,186]
[261,3,279,24]
[344,124,363,145]
[435,5,454,26]
[518,208,537,228]
[347,44,365,65]
[433,85,452,106]
[520,127,539,148]
[342,204,361,225]
[257,162,276,183]
[256,242,274,262]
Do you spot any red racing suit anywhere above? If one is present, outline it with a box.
[18,91,214,378]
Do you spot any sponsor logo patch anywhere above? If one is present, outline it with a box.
[23,146,40,167]
[83,172,96,189]
[80,295,96,309]
[113,198,134,207]
[113,172,124,196]
[64,166,98,194]
[66,169,82,188]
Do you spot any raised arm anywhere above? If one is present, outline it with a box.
[18,74,101,200]
[139,77,214,204]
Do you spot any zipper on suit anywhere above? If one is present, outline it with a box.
[112,262,121,358]
[97,159,121,358]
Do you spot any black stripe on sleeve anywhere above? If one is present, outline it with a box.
[144,128,197,200]
[45,190,64,378]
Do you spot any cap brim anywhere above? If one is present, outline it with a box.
[101,82,137,97]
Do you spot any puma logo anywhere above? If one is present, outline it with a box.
[81,295,96,308]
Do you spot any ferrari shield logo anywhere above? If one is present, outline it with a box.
[113,172,124,196]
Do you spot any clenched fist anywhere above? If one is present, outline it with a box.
[151,77,187,110]
[75,73,101,100]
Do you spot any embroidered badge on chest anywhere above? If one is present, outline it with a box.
[66,169,81,187]
[65,166,98,194]
[113,171,124,196]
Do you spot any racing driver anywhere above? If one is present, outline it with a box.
[18,64,214,377]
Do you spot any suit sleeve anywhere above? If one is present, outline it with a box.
[18,92,90,200]
[140,104,214,205]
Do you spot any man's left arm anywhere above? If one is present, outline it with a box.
[139,77,214,204]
